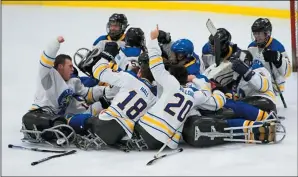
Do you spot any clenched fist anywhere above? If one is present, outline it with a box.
[57,36,65,43]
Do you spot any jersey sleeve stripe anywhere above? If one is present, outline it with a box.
[39,61,52,69]
[184,59,196,68]
[40,54,54,67]
[264,90,276,101]
[211,96,218,110]
[150,63,164,70]
[149,57,163,67]
[93,64,108,79]
[86,88,95,102]
[212,94,224,109]
[260,75,269,92]
[43,51,55,60]
[285,62,292,78]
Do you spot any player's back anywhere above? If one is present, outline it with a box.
[101,71,157,138]
[114,47,142,71]
[139,77,195,149]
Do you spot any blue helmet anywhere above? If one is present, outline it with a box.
[171,39,194,58]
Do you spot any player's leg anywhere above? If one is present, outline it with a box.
[241,96,277,113]
[224,99,271,122]
[226,119,276,143]
[67,114,126,146]
[182,115,229,147]
[21,108,76,146]
[133,122,164,150]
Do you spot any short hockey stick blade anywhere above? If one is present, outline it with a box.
[146,148,183,166]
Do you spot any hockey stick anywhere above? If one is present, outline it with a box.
[31,150,77,166]
[8,144,67,153]
[269,62,287,108]
[146,148,183,166]
[206,19,222,67]
[146,123,185,166]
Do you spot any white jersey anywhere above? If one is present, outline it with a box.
[248,37,292,93]
[186,77,226,111]
[92,34,126,52]
[139,38,216,149]
[236,61,276,104]
[32,38,105,116]
[114,47,142,71]
[92,58,157,138]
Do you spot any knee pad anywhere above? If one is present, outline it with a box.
[182,115,229,147]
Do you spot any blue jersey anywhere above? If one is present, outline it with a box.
[184,52,203,77]
[248,37,292,92]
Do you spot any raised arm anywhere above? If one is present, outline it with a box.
[148,25,179,88]
[39,36,63,79]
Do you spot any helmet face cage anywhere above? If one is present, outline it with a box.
[251,18,272,48]
[106,14,128,39]
[208,28,231,53]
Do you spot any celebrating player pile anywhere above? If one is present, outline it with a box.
[19,14,288,160]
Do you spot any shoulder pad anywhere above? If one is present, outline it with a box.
[267,38,285,52]
[121,47,142,57]
[93,35,108,46]
[202,42,212,54]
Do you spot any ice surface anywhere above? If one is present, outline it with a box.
[2,5,297,176]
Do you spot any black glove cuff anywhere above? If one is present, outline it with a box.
[243,69,255,82]
[273,52,283,68]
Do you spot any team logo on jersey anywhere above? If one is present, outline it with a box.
[58,89,74,115]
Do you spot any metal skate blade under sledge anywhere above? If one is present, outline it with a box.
[74,130,107,151]
[21,123,76,148]
[195,119,286,144]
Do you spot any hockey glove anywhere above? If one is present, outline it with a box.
[158,30,171,44]
[262,49,282,68]
[99,42,120,62]
[231,59,255,82]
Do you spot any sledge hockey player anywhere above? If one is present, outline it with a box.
[203,28,241,93]
[201,28,239,69]
[113,27,146,71]
[129,25,226,150]
[77,13,129,87]
[66,42,158,149]
[93,13,128,50]
[171,38,205,75]
[182,50,286,147]
[22,36,106,147]
[248,18,292,93]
